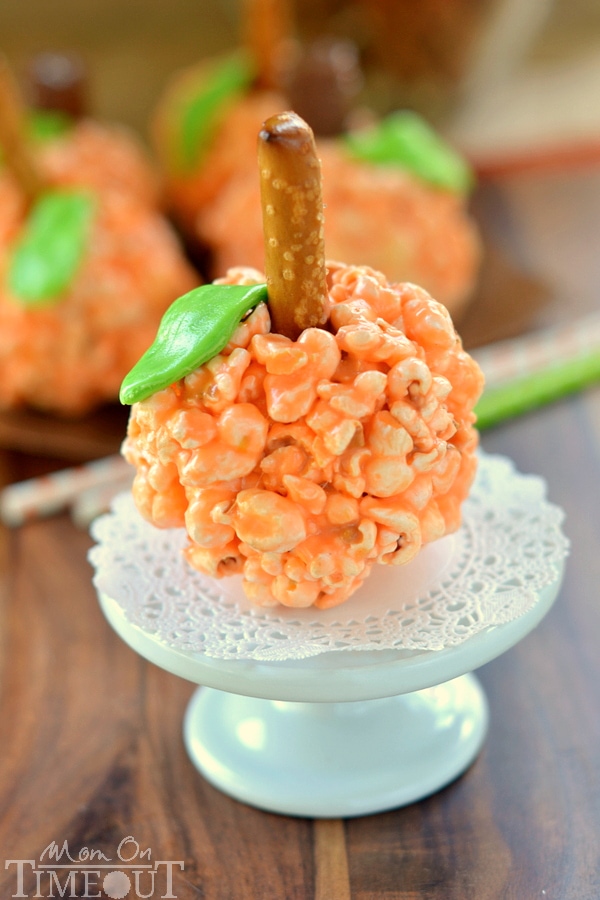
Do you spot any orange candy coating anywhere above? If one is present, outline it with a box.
[36,118,161,207]
[123,263,484,609]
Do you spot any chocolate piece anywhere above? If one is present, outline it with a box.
[26,52,88,119]
[284,37,362,137]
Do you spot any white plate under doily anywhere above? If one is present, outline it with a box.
[90,452,569,817]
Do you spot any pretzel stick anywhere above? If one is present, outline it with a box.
[27,51,88,119]
[0,56,44,204]
[258,111,329,340]
[242,0,293,90]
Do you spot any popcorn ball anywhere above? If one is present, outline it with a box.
[0,185,197,415]
[123,262,483,609]
[0,60,198,416]
[121,112,483,610]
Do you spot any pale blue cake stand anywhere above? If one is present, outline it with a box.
[98,564,563,818]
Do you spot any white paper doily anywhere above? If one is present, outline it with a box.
[89,452,569,661]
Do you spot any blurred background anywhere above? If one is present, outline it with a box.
[2,0,599,347]
[1,0,600,147]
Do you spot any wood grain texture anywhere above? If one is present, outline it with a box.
[314,819,351,900]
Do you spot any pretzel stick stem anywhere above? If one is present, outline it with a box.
[0,56,44,204]
[258,111,329,340]
[241,0,293,90]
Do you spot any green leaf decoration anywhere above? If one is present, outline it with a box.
[28,109,73,142]
[27,109,73,143]
[120,282,268,405]
[8,189,96,306]
[475,350,600,430]
[0,112,71,171]
[170,51,255,175]
[343,111,474,193]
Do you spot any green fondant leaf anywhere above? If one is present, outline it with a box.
[120,282,268,405]
[28,109,73,142]
[0,112,72,172]
[8,189,96,306]
[343,110,474,193]
[172,51,255,174]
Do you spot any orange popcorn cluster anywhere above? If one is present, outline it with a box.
[123,263,484,609]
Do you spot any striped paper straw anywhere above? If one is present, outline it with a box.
[70,475,135,529]
[0,454,132,527]
[473,311,600,429]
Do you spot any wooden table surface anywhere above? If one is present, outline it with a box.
[1,164,600,900]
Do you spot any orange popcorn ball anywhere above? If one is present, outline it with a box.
[0,183,197,415]
[122,263,484,609]
[0,61,198,416]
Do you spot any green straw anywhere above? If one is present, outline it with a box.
[475,347,600,429]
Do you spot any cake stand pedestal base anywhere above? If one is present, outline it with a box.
[184,673,488,818]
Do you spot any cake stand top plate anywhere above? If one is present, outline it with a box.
[93,452,568,703]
